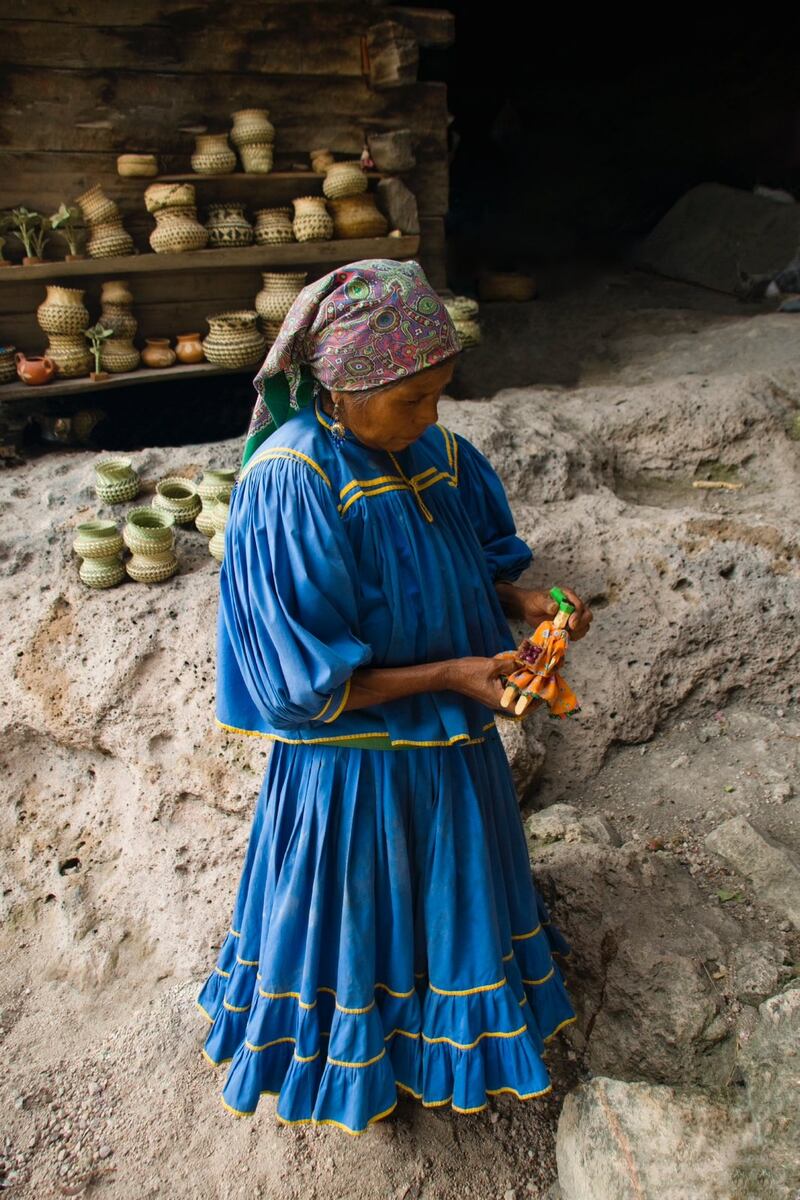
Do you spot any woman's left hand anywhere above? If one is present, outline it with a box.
[522,587,594,641]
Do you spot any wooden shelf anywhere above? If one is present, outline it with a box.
[0,360,253,402]
[0,235,421,283]
[154,171,383,182]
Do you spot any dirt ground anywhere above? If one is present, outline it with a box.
[1,263,798,1198]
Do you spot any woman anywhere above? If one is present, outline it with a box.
[196,258,592,1135]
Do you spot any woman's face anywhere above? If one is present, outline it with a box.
[330,357,458,452]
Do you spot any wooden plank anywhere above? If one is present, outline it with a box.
[0,235,421,283]
[389,7,455,47]
[0,69,448,154]
[0,13,374,76]
[0,360,252,402]
[11,0,389,26]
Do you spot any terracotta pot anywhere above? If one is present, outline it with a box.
[291,196,333,243]
[22,256,44,266]
[141,338,176,368]
[90,370,111,382]
[15,353,56,386]
[37,285,90,335]
[175,333,205,364]
[328,194,389,240]
[64,254,87,262]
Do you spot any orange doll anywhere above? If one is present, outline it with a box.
[499,587,581,719]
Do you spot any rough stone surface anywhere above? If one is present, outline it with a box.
[1,268,798,1197]
[705,816,800,929]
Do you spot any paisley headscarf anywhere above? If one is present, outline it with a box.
[239,258,461,471]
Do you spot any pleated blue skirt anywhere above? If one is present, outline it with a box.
[196,725,578,1135]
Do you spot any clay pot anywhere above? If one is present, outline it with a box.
[15,353,56,386]
[191,133,237,175]
[175,333,205,364]
[123,508,178,583]
[37,285,90,336]
[253,207,295,246]
[142,338,176,368]
[45,335,92,378]
[89,370,111,382]
[255,272,307,341]
[328,194,389,240]
[291,196,333,243]
[22,256,45,266]
[72,520,126,589]
[144,182,196,214]
[100,338,140,373]
[203,310,266,368]
[322,161,367,200]
[117,153,158,178]
[204,202,253,248]
[230,109,275,148]
[238,144,274,174]
[150,207,208,254]
[94,456,141,504]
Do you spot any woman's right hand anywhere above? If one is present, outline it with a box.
[445,653,517,711]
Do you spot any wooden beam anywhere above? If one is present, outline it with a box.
[0,360,253,402]
[388,7,455,48]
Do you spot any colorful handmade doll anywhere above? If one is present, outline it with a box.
[499,587,581,719]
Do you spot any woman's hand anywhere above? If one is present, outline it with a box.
[445,654,518,711]
[522,587,594,641]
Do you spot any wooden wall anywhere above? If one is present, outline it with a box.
[0,0,453,355]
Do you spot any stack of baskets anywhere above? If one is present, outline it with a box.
[75,185,134,259]
[36,284,92,378]
[145,182,209,254]
[230,109,276,174]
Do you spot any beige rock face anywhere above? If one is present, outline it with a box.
[1,275,798,1196]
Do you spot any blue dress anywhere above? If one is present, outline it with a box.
[196,394,578,1133]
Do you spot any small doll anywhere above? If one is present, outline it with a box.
[499,587,581,719]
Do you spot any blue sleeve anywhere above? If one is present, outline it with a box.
[453,431,534,583]
[216,456,374,732]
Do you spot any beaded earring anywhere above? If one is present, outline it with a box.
[330,397,347,447]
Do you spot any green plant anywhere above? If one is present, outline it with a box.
[84,323,115,374]
[50,203,84,256]
[11,207,51,259]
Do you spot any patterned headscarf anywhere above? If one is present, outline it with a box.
[239,258,461,471]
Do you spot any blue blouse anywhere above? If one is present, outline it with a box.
[215,395,533,749]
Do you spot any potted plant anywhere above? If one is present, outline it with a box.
[50,203,86,261]
[11,207,51,265]
[84,323,115,381]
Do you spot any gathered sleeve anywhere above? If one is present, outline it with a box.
[453,431,534,583]
[215,455,374,733]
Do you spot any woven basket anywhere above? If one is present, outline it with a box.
[292,197,333,243]
[87,221,134,259]
[144,182,196,214]
[76,184,119,226]
[328,195,388,240]
[239,144,274,174]
[322,161,368,200]
[152,477,202,525]
[47,335,92,378]
[254,208,295,246]
[94,457,141,504]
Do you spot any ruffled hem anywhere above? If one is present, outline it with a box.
[196,908,577,1135]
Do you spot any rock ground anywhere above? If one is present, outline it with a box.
[0,264,798,1198]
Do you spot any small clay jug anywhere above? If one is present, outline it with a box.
[142,338,176,368]
[15,353,56,386]
[175,333,205,364]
